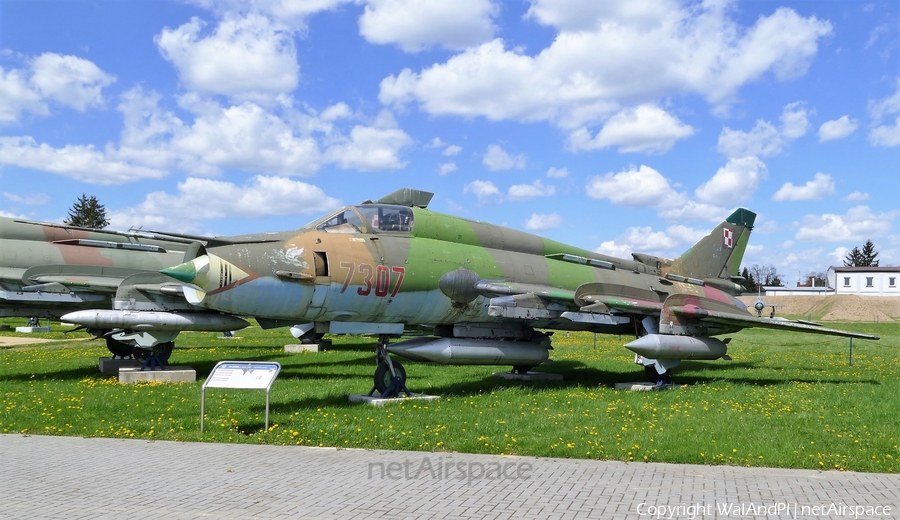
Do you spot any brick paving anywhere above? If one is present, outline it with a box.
[1,434,897,519]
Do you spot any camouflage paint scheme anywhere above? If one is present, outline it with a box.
[5,190,876,385]
[0,216,191,319]
[149,189,874,385]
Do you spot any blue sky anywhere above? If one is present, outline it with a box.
[1,0,898,283]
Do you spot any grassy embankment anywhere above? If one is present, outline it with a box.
[1,317,896,472]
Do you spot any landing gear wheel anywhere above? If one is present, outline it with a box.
[644,365,672,386]
[105,337,132,358]
[301,333,325,345]
[512,365,534,374]
[374,360,406,395]
[132,342,174,364]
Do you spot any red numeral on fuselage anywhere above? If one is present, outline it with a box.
[339,262,405,297]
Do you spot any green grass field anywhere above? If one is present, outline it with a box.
[1,318,896,473]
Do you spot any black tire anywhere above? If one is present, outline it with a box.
[644,365,672,385]
[300,333,325,345]
[512,365,534,374]
[374,360,406,395]
[132,342,174,364]
[105,337,132,358]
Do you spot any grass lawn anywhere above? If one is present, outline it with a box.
[1,317,896,473]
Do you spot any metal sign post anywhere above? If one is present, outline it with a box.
[201,361,281,433]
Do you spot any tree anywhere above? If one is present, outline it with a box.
[803,271,827,287]
[65,194,110,229]
[739,266,756,293]
[843,240,879,267]
[745,264,784,291]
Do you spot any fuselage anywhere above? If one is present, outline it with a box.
[180,204,746,334]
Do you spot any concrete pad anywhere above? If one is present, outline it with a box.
[119,366,196,384]
[284,340,331,353]
[493,371,563,381]
[615,382,678,391]
[348,393,440,406]
[15,326,51,333]
[98,357,141,376]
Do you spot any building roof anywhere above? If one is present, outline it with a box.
[828,266,899,273]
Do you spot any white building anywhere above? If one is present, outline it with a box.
[826,266,900,296]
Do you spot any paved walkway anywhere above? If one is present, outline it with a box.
[1,434,897,519]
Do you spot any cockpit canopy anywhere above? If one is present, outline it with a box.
[315,205,414,234]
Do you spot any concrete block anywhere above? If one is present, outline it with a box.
[15,326,51,333]
[98,357,142,376]
[119,366,196,384]
[284,340,331,353]
[614,382,678,391]
[493,371,563,382]
[348,393,440,406]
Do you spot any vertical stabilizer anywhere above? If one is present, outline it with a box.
[666,208,755,281]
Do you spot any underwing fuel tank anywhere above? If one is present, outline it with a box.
[624,334,727,360]
[61,309,249,332]
[386,337,550,366]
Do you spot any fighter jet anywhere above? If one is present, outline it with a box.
[58,189,877,390]
[0,216,246,361]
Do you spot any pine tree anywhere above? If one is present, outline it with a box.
[740,266,756,292]
[860,240,880,267]
[843,240,880,267]
[65,194,110,229]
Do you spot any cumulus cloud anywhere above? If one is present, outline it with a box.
[868,118,900,147]
[694,156,768,205]
[523,212,562,231]
[568,105,694,154]
[844,191,870,202]
[463,180,501,205]
[818,115,858,142]
[2,192,51,205]
[546,167,568,178]
[0,136,168,185]
[109,175,339,231]
[380,4,831,141]
[29,53,116,111]
[0,67,46,124]
[156,14,299,102]
[443,144,462,156]
[438,162,457,175]
[595,223,707,259]
[483,144,526,171]
[585,165,676,207]
[868,79,900,147]
[323,121,412,171]
[1,87,411,183]
[187,0,352,30]
[359,0,497,52]
[0,53,115,125]
[507,179,555,201]
[795,206,896,242]
[772,172,835,201]
[717,102,809,158]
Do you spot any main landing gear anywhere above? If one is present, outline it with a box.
[371,335,410,398]
[644,365,673,386]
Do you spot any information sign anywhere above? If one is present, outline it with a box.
[201,361,281,433]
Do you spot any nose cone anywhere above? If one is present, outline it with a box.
[161,253,250,293]
[161,260,201,284]
[161,256,209,285]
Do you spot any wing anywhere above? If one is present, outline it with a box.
[663,294,879,340]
